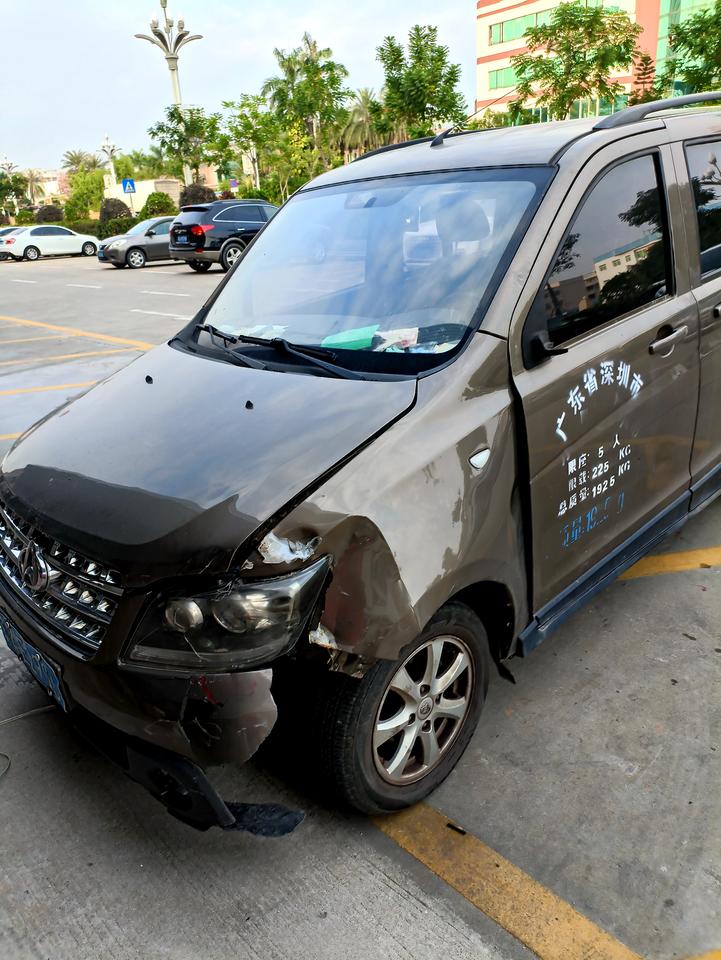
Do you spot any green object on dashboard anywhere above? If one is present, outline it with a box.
[321,325,379,350]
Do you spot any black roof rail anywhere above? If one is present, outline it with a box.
[351,136,434,163]
[594,91,721,129]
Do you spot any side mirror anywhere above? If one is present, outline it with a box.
[146,229,156,237]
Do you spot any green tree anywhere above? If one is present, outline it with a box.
[113,155,136,181]
[628,52,659,105]
[99,197,132,221]
[64,169,105,219]
[511,2,641,120]
[139,191,177,217]
[224,94,282,190]
[342,88,382,154]
[662,0,721,92]
[265,125,312,202]
[262,32,349,145]
[62,149,92,173]
[148,105,231,183]
[375,25,466,140]
[24,170,45,204]
[0,172,29,218]
[35,203,64,223]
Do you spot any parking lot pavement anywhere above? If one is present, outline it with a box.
[0,254,719,960]
[0,255,219,457]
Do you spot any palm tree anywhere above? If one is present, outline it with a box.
[343,88,381,155]
[24,169,45,204]
[62,149,92,172]
[83,155,105,171]
[261,49,303,117]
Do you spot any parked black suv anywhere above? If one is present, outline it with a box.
[169,199,278,272]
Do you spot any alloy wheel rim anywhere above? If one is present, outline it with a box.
[26,248,38,260]
[372,635,474,785]
[226,246,242,267]
[83,243,94,255]
[129,251,144,267]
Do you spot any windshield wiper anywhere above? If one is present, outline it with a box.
[194,323,267,370]
[234,334,366,381]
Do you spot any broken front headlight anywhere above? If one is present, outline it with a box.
[126,556,330,672]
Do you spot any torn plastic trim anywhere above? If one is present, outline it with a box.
[256,532,321,565]
[71,708,304,835]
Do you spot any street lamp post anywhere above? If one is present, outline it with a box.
[135,0,202,185]
[100,134,119,184]
[0,155,20,217]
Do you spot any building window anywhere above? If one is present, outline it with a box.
[489,66,518,90]
[487,1,613,45]
[612,258,622,266]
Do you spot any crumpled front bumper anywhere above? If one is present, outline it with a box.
[0,579,279,766]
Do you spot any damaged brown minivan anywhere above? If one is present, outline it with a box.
[2,94,721,830]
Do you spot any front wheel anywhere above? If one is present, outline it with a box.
[81,241,97,257]
[318,601,490,814]
[220,241,245,272]
[126,247,146,269]
[188,259,212,273]
[24,246,40,261]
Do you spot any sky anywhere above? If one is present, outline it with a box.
[1,0,477,171]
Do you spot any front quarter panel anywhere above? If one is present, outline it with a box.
[264,336,528,662]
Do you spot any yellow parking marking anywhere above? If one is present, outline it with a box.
[621,547,721,580]
[0,334,70,345]
[0,433,20,441]
[0,347,140,368]
[0,314,154,350]
[0,381,97,397]
[685,952,721,959]
[375,804,641,960]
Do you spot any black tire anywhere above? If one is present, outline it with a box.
[24,246,40,261]
[81,241,97,257]
[188,259,212,273]
[220,241,245,272]
[316,601,490,814]
[125,247,146,269]
[111,262,126,269]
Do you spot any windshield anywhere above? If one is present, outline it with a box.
[126,218,160,236]
[200,168,551,374]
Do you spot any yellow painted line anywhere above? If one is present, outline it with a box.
[0,433,20,441]
[374,804,641,960]
[0,347,139,368]
[0,334,70,345]
[0,380,97,397]
[621,547,721,580]
[685,952,721,959]
[0,314,154,350]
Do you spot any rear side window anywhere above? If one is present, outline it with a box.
[685,140,721,279]
[175,207,210,225]
[214,204,263,223]
[153,220,171,236]
[525,154,671,354]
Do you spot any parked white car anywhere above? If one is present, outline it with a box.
[0,225,98,261]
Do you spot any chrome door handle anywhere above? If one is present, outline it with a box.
[649,324,688,356]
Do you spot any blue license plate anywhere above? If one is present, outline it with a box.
[0,613,67,711]
[176,232,189,244]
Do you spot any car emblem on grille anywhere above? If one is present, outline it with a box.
[18,542,50,593]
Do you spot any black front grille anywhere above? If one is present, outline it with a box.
[0,500,122,656]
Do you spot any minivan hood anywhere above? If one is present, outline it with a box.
[0,345,416,583]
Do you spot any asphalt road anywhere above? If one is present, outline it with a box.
[0,254,719,960]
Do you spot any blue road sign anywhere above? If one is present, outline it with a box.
[122,178,136,194]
